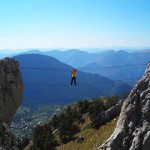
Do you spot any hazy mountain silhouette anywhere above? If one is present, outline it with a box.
[14,54,130,107]
[82,50,150,85]
[22,49,115,68]
[26,49,148,86]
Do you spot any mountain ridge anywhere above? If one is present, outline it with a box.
[19,49,149,86]
[14,54,130,107]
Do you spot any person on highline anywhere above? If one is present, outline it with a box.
[70,69,77,86]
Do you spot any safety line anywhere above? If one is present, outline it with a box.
[20,63,147,70]
[24,77,141,87]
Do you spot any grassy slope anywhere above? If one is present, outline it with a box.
[56,118,117,150]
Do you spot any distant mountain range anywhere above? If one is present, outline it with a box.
[14,54,130,107]
[20,49,149,86]
[82,50,149,85]
[1,49,149,86]
[19,49,115,68]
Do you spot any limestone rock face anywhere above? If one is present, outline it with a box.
[99,63,150,150]
[0,58,23,150]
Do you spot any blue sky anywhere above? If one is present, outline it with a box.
[0,0,150,50]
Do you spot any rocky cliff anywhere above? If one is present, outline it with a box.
[0,58,23,149]
[99,63,150,150]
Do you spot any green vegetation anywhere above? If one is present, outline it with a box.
[29,96,121,150]
[56,118,118,150]
[88,99,106,128]
[11,104,65,148]
[31,124,57,150]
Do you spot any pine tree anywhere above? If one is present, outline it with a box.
[32,124,57,150]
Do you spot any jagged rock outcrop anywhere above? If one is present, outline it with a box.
[0,58,23,150]
[99,63,150,150]
[94,100,123,127]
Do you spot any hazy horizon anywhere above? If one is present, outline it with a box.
[0,46,150,51]
[0,47,150,55]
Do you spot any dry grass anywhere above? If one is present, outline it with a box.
[56,118,117,150]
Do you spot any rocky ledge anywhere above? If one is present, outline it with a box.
[99,63,150,150]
